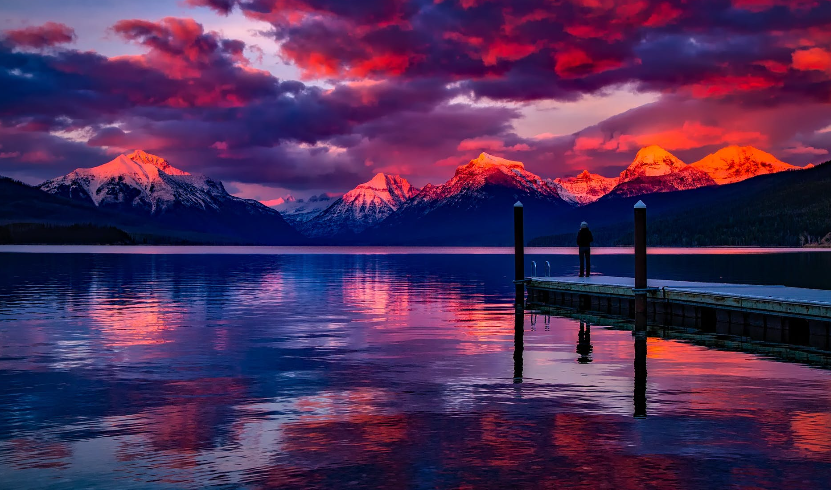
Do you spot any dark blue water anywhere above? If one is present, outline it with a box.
[1,249,830,489]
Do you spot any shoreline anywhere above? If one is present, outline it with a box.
[1,245,831,255]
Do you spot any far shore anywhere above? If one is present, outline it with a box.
[1,245,831,255]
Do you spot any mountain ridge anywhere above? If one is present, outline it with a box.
[302,172,419,237]
[361,152,570,245]
[36,150,302,244]
[690,145,800,184]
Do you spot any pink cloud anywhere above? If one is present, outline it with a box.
[3,22,76,49]
[784,143,829,156]
[20,150,57,163]
[457,138,530,152]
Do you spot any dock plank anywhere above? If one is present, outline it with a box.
[526,276,831,319]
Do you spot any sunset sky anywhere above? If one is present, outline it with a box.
[1,0,830,201]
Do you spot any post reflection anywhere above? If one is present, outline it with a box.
[576,319,593,364]
[514,308,524,383]
[634,333,648,419]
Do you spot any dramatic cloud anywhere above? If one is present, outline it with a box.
[1,0,831,197]
[2,22,76,49]
[561,95,831,174]
[191,0,831,104]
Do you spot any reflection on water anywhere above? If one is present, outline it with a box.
[1,251,831,489]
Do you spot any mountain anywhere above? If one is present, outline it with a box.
[37,151,302,244]
[267,194,334,226]
[408,152,561,206]
[0,176,186,243]
[618,145,687,182]
[1,175,127,225]
[40,150,228,213]
[363,153,570,245]
[553,170,618,205]
[529,160,831,247]
[605,146,716,198]
[691,145,800,184]
[302,173,418,237]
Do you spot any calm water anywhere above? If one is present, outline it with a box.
[1,248,831,489]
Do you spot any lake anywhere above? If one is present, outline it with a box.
[1,247,830,489]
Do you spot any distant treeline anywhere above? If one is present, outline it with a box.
[531,205,831,247]
[532,161,831,247]
[530,219,831,247]
[0,223,134,245]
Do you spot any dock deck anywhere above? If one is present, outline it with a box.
[525,276,831,349]
[528,276,831,318]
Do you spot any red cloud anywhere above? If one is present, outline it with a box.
[689,75,782,98]
[573,121,769,155]
[3,22,76,49]
[732,0,818,12]
[643,2,682,27]
[112,18,249,78]
[792,48,831,73]
[482,40,540,66]
[554,47,623,78]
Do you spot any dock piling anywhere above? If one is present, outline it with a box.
[514,201,525,306]
[634,200,647,333]
[514,309,524,383]
[634,335,647,418]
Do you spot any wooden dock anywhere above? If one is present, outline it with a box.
[525,276,831,350]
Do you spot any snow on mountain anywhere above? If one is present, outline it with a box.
[364,153,570,245]
[302,173,419,237]
[691,145,800,184]
[609,166,716,198]
[409,152,562,210]
[38,150,301,243]
[606,146,716,198]
[38,150,232,213]
[618,145,688,183]
[127,149,189,176]
[261,195,295,207]
[267,193,335,226]
[553,170,618,205]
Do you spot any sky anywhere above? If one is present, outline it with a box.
[1,0,830,201]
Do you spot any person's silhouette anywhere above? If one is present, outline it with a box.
[577,319,593,363]
[576,222,593,277]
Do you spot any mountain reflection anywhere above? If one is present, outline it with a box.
[1,252,831,489]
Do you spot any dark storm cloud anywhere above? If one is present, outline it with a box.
[193,0,831,104]
[0,17,513,189]
[3,0,831,191]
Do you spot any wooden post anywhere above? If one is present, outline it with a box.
[634,335,647,418]
[514,309,524,383]
[514,201,525,306]
[633,199,647,417]
[634,200,647,332]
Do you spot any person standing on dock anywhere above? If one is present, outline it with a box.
[577,221,593,277]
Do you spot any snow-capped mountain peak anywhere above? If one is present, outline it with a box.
[127,149,190,176]
[440,153,561,201]
[301,173,419,237]
[39,151,229,213]
[606,146,716,198]
[268,193,335,226]
[339,173,418,215]
[553,170,619,205]
[690,145,799,184]
[353,173,418,204]
[467,152,525,170]
[36,150,301,243]
[619,145,687,183]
